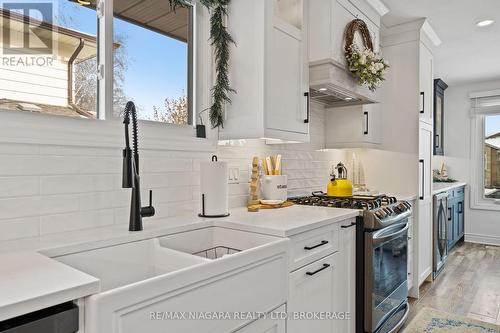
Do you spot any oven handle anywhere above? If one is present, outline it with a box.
[372,223,409,244]
[385,302,410,333]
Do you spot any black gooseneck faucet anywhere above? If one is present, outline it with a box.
[122,101,155,231]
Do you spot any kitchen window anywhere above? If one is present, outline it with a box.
[0,0,196,126]
[470,90,500,210]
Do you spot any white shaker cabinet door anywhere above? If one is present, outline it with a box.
[288,253,339,333]
[337,222,356,333]
[418,121,433,285]
[267,20,309,135]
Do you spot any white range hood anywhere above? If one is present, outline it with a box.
[307,0,387,107]
[309,58,377,107]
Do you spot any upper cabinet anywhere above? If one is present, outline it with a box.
[419,43,434,124]
[219,0,310,142]
[325,103,382,148]
[309,0,382,65]
[312,0,387,148]
[433,79,448,155]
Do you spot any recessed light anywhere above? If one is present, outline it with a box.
[476,19,495,27]
[318,88,328,92]
[345,97,353,101]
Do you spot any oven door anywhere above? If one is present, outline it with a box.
[365,221,409,333]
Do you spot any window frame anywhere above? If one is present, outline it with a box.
[470,89,500,211]
[0,0,215,152]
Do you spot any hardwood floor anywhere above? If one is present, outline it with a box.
[408,241,500,325]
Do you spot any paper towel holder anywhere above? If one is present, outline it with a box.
[198,194,230,218]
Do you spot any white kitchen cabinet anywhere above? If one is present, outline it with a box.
[236,306,286,333]
[419,43,434,124]
[220,0,309,142]
[287,218,356,333]
[325,103,382,148]
[288,252,339,333]
[417,121,433,285]
[337,223,356,333]
[309,0,382,65]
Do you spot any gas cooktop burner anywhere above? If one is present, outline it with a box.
[291,192,412,229]
[290,192,398,211]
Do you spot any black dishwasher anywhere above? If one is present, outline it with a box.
[0,302,78,333]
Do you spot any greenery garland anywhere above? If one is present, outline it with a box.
[169,0,235,129]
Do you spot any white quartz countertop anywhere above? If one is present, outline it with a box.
[0,252,99,321]
[220,206,360,237]
[433,182,467,194]
[0,205,359,321]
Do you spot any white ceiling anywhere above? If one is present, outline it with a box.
[381,0,500,85]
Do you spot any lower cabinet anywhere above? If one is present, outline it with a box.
[338,224,356,333]
[236,306,286,333]
[447,187,465,250]
[288,252,339,333]
[287,220,356,333]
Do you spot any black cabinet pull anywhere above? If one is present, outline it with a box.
[419,159,424,200]
[363,111,369,135]
[420,92,425,114]
[435,134,440,148]
[304,92,310,123]
[458,202,463,214]
[448,207,452,221]
[304,240,329,250]
[306,263,331,276]
[341,222,357,229]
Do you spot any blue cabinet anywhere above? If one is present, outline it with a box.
[447,186,465,251]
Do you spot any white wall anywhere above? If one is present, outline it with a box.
[432,79,500,245]
[0,102,345,242]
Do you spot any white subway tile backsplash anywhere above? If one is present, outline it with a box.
[40,175,116,195]
[142,158,192,173]
[0,197,42,219]
[40,209,115,235]
[0,103,348,242]
[0,217,40,241]
[0,176,39,198]
[40,195,80,215]
[39,156,81,175]
[0,156,41,176]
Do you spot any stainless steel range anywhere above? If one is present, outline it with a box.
[290,192,412,333]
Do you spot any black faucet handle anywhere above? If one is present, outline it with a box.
[141,190,155,218]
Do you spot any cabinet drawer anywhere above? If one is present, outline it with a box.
[452,186,465,198]
[289,221,344,271]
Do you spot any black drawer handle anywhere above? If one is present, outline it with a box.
[448,207,452,221]
[306,263,331,276]
[304,240,329,250]
[420,91,425,114]
[341,222,357,229]
[304,92,310,123]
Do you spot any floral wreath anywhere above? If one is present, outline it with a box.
[344,19,389,92]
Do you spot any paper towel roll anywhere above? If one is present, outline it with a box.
[199,156,229,217]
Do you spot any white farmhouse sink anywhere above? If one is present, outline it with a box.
[52,226,289,333]
[158,226,281,259]
[55,238,206,291]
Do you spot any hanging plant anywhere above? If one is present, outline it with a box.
[169,0,235,129]
[344,19,389,92]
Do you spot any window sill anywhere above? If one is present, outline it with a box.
[0,108,216,152]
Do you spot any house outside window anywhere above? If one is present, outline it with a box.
[471,91,500,208]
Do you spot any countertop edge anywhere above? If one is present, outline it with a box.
[432,182,467,195]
